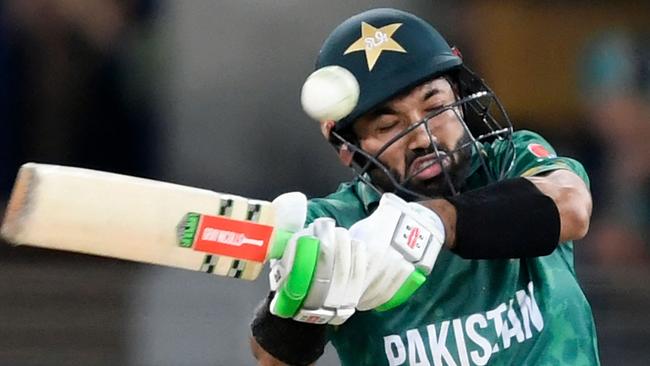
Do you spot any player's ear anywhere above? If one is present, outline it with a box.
[320,119,354,167]
[319,120,336,139]
[337,144,352,166]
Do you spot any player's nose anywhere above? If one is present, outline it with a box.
[407,118,437,151]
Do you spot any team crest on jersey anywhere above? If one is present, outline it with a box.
[344,22,406,71]
[527,143,555,159]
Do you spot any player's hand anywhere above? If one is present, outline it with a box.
[349,193,445,311]
[265,192,444,324]
[268,215,367,325]
[267,192,365,325]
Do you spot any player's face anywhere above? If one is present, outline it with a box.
[353,77,471,197]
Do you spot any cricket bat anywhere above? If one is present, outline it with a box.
[0,163,302,281]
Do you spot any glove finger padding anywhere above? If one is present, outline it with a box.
[300,219,337,310]
[268,193,319,319]
[326,229,365,325]
[323,227,352,309]
[271,218,364,325]
[340,238,367,308]
[269,232,320,318]
[295,218,362,325]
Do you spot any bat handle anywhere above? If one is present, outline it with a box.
[268,229,294,260]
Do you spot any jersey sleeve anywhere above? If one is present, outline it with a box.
[305,183,370,228]
[305,198,368,228]
[306,200,336,225]
[503,130,590,188]
[500,131,588,270]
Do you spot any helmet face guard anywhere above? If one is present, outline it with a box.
[330,65,515,200]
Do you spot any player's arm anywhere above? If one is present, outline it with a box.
[250,337,286,366]
[524,169,592,242]
[419,169,592,259]
[250,194,446,364]
[250,335,315,366]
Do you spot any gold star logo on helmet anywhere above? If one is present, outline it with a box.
[344,22,406,71]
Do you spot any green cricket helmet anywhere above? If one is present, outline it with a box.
[316,8,514,199]
[316,8,462,132]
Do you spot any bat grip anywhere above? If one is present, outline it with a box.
[269,229,294,260]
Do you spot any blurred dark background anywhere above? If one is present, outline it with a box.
[1,1,648,365]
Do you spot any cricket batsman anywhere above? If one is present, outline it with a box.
[250,8,599,366]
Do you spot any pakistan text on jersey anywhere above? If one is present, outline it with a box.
[384,281,544,366]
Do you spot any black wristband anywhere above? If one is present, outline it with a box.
[446,177,561,259]
[250,293,327,366]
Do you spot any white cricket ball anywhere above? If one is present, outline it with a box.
[300,65,360,121]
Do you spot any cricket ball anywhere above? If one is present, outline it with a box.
[300,65,359,121]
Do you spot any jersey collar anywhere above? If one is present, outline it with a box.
[353,178,381,215]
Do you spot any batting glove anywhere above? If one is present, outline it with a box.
[266,192,445,325]
[267,193,366,325]
[350,193,445,311]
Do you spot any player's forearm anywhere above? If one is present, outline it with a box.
[422,170,592,249]
[250,337,287,366]
[250,294,327,366]
[418,198,457,248]
[419,177,566,258]
[524,169,592,242]
[250,337,316,366]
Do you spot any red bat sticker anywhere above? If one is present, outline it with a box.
[193,215,273,263]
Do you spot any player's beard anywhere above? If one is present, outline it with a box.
[368,130,473,199]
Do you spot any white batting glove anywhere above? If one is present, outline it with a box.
[266,192,444,325]
[271,218,367,325]
[349,193,445,311]
[267,193,367,325]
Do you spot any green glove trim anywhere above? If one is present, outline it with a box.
[272,236,320,318]
[269,229,294,260]
[374,269,426,312]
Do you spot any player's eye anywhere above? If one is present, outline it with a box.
[376,121,399,133]
[425,105,445,117]
[425,104,456,126]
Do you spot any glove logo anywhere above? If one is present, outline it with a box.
[392,215,430,262]
[407,226,421,249]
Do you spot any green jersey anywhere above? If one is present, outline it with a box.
[306,131,599,366]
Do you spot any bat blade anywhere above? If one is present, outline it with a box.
[1,163,276,280]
